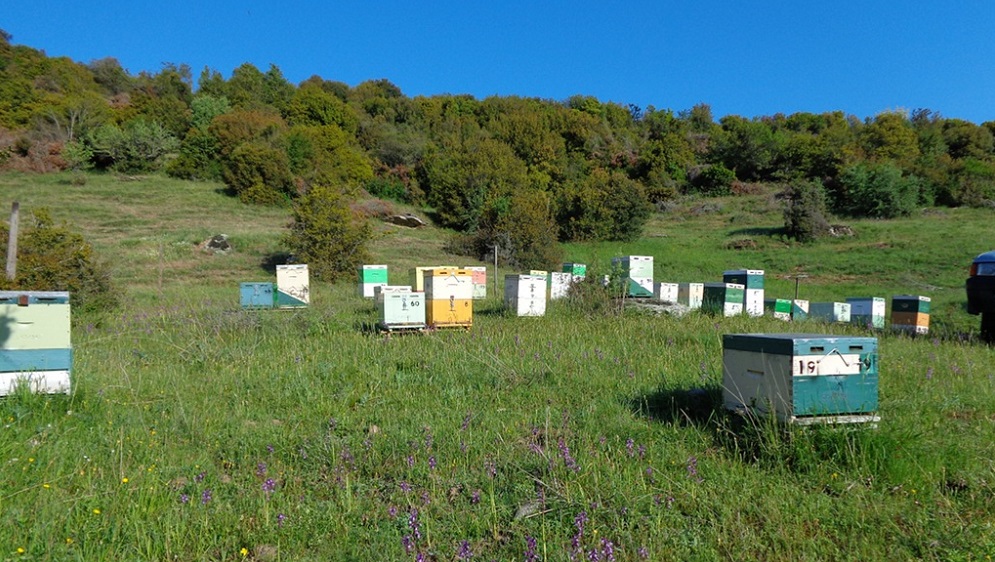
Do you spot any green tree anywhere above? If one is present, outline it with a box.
[832,161,921,218]
[783,180,832,242]
[282,183,372,281]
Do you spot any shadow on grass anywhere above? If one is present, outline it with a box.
[627,384,724,427]
[727,226,788,237]
[260,252,293,274]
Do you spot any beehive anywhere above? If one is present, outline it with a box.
[374,285,413,303]
[240,282,274,309]
[0,291,72,396]
[722,333,879,424]
[425,269,473,328]
[678,283,704,310]
[611,256,653,297]
[505,274,547,316]
[358,265,388,298]
[377,290,426,331]
[891,295,930,335]
[549,272,572,300]
[764,298,792,321]
[809,302,851,324]
[411,266,458,292]
[792,299,809,321]
[702,283,745,316]
[724,269,765,317]
[654,282,679,304]
[276,264,309,308]
[562,263,587,282]
[847,297,885,330]
[463,266,487,299]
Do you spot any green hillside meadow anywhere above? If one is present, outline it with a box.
[1,171,994,561]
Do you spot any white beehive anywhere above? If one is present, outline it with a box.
[654,282,679,304]
[549,272,572,300]
[276,264,309,308]
[846,297,886,330]
[504,274,547,317]
[678,283,704,310]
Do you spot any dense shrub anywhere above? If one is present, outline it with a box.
[783,180,832,242]
[831,162,921,218]
[556,169,652,242]
[282,183,372,281]
[87,119,178,173]
[222,142,294,204]
[689,164,736,195]
[0,208,116,314]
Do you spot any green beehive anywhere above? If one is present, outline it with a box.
[359,265,389,298]
[892,295,930,314]
[562,263,587,280]
[792,299,809,321]
[702,283,744,316]
[765,298,792,321]
[723,333,879,424]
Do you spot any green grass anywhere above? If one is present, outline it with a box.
[1,171,994,560]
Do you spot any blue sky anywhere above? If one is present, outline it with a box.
[5,1,995,123]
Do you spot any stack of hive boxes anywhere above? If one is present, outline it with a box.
[678,283,704,310]
[562,263,587,283]
[358,265,389,298]
[723,269,764,317]
[463,266,487,300]
[611,255,653,298]
[654,282,679,304]
[702,282,745,316]
[847,297,885,330]
[0,291,72,396]
[425,269,473,328]
[891,295,930,335]
[549,272,572,300]
[505,274,547,316]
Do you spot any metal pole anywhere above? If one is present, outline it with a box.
[493,245,498,298]
[6,202,19,281]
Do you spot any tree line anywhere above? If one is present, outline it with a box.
[2,31,994,273]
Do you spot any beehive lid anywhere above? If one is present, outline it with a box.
[723,333,877,355]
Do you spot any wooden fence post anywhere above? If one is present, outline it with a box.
[6,202,18,281]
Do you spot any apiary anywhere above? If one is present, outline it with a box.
[722,333,879,424]
[891,295,930,335]
[377,289,426,331]
[358,265,388,298]
[425,268,473,328]
[847,297,885,330]
[562,263,587,282]
[463,266,487,299]
[611,255,653,298]
[505,274,547,316]
[678,282,704,310]
[276,264,309,308]
[809,302,851,324]
[764,298,792,321]
[654,282,679,304]
[240,282,274,309]
[724,269,764,317]
[549,272,572,300]
[0,291,72,396]
[702,282,745,316]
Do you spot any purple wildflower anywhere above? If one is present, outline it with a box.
[524,535,539,562]
[587,548,600,561]
[388,505,398,518]
[429,456,437,470]
[262,478,276,495]
[471,489,481,504]
[179,493,189,504]
[407,455,415,468]
[638,546,649,559]
[402,535,414,554]
[266,444,274,454]
[400,481,411,493]
[686,456,701,482]
[484,458,497,479]
[637,444,646,459]
[200,489,212,504]
[625,438,635,457]
[408,509,422,541]
[421,490,431,505]
[195,471,206,483]
[457,540,473,560]
[256,462,267,477]
[277,513,286,526]
[558,437,580,472]
[601,538,616,562]
[461,412,472,431]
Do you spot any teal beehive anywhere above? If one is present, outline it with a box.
[240,283,274,309]
[722,333,879,424]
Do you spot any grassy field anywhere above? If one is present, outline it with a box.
[1,171,993,561]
